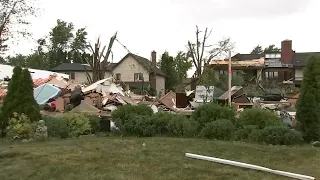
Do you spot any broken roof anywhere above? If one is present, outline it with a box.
[218,86,243,100]
[232,53,265,61]
[210,59,264,67]
[0,64,69,79]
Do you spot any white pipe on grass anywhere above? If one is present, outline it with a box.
[185,153,315,180]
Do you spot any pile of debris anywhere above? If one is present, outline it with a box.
[0,72,300,127]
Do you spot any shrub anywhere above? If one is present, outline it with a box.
[296,56,320,142]
[149,112,174,135]
[112,104,153,130]
[84,114,101,134]
[6,113,35,140]
[43,116,70,138]
[167,116,200,137]
[232,125,258,141]
[63,112,91,137]
[249,125,303,145]
[238,108,281,129]
[200,119,235,140]
[192,103,236,127]
[120,114,155,137]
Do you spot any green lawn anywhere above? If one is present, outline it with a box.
[0,137,319,180]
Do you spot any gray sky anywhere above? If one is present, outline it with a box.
[5,0,319,64]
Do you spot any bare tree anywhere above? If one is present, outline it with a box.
[0,0,38,51]
[84,32,117,83]
[187,25,234,84]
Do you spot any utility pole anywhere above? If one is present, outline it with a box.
[228,50,232,106]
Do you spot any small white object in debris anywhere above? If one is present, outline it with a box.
[142,143,146,147]
[149,105,159,113]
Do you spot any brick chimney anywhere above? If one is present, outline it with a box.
[151,50,157,68]
[281,40,293,64]
[150,50,157,96]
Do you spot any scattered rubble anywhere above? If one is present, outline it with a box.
[0,72,299,127]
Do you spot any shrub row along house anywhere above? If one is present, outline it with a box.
[210,39,320,87]
[51,51,166,96]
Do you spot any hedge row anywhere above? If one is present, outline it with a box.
[111,103,303,145]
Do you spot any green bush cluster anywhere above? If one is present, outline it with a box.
[238,108,281,129]
[112,109,199,137]
[192,103,236,127]
[235,109,303,145]
[0,66,41,136]
[6,113,36,140]
[43,116,70,139]
[249,126,303,145]
[200,119,235,140]
[43,112,102,138]
[111,103,303,145]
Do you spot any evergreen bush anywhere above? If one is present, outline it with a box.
[296,55,320,142]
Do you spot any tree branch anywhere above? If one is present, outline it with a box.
[188,41,198,69]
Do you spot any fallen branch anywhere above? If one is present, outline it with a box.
[185,153,315,180]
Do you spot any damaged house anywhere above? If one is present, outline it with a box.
[210,39,320,87]
[51,51,166,96]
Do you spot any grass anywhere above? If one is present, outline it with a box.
[0,137,319,180]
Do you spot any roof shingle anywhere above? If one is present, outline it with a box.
[293,52,320,67]
[51,63,117,72]
[50,53,166,76]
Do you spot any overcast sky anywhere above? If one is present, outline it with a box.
[5,0,319,64]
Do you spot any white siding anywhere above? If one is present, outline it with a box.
[156,75,165,95]
[112,56,150,82]
[295,68,303,81]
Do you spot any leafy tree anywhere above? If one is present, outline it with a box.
[71,28,88,51]
[0,0,39,52]
[199,66,244,91]
[296,56,320,142]
[264,44,280,53]
[174,51,192,84]
[70,28,89,63]
[7,54,27,67]
[250,44,281,54]
[0,66,23,136]
[47,19,74,68]
[49,19,74,50]
[158,51,178,91]
[250,45,263,54]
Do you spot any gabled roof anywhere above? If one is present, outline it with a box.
[112,53,166,77]
[293,52,320,67]
[51,63,117,72]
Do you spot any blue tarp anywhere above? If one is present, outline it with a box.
[33,83,61,105]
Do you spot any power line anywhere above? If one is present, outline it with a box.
[115,38,131,54]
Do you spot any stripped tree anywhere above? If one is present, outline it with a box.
[187,26,234,85]
[0,0,39,51]
[84,32,117,83]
